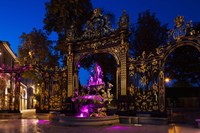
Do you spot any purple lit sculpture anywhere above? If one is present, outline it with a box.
[72,63,113,117]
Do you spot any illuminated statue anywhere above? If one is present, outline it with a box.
[72,63,113,117]
[88,63,104,86]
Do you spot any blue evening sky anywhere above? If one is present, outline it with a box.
[0,0,200,55]
[0,0,199,85]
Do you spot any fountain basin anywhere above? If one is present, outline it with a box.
[59,115,119,126]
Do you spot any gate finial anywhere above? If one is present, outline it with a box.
[118,10,129,29]
[174,16,184,28]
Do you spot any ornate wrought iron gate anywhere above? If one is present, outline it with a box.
[65,9,130,100]
[1,11,199,115]
[128,16,200,113]
[0,65,68,113]
[39,67,68,112]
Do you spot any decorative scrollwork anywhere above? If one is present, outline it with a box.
[140,76,147,86]
[82,8,114,40]
[168,16,195,42]
[120,42,129,54]
[174,16,184,28]
[128,64,135,76]
[66,25,76,41]
[156,46,164,56]
[67,53,73,62]
[152,59,158,73]
[75,37,120,52]
[138,63,146,73]
[50,96,62,110]
[128,84,135,96]
[135,90,158,112]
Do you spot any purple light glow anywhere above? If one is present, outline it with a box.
[72,63,113,117]
[81,95,103,101]
[76,105,90,117]
[80,105,89,116]
[37,120,50,125]
[105,125,133,131]
[76,113,84,117]
[88,63,104,86]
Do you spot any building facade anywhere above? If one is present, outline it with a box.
[0,41,28,111]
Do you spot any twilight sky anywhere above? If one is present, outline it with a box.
[0,0,200,55]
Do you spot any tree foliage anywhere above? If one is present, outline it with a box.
[193,22,200,35]
[44,0,92,36]
[43,0,93,64]
[130,10,168,57]
[18,28,58,82]
[165,46,200,87]
[18,28,58,68]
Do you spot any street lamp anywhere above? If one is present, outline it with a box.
[165,78,170,83]
[165,78,172,88]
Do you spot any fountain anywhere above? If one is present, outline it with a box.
[58,63,119,126]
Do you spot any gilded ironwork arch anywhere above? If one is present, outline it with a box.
[162,38,200,64]
[74,51,120,68]
[127,16,200,113]
[66,9,130,99]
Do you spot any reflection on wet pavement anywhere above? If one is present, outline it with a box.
[168,124,200,133]
[0,119,42,133]
[0,119,200,133]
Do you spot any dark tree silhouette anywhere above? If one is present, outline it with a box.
[43,0,93,65]
[18,28,58,67]
[165,45,200,87]
[130,10,168,57]
[18,28,58,83]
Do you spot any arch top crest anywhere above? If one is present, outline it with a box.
[168,15,200,43]
[66,8,130,54]
[66,8,130,42]
[81,8,114,40]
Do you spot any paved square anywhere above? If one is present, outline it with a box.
[1,119,200,133]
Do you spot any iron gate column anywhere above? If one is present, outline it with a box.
[120,33,129,96]
[67,43,74,97]
[120,54,127,95]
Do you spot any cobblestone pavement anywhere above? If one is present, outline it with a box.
[0,119,200,133]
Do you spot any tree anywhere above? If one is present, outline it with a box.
[44,0,92,36]
[193,22,200,35]
[165,46,200,87]
[130,10,168,57]
[18,28,58,82]
[18,28,58,67]
[43,0,93,64]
